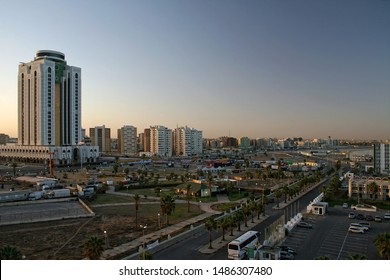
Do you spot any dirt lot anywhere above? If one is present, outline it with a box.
[0,202,202,260]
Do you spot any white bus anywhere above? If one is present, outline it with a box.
[227,230,260,260]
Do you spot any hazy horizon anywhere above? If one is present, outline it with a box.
[1,0,389,140]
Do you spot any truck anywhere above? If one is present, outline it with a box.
[47,189,71,199]
[28,191,43,201]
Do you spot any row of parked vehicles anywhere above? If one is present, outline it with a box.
[348,211,390,223]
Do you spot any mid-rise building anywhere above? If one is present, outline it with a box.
[150,126,172,157]
[348,174,390,201]
[118,125,137,155]
[0,50,99,166]
[239,137,251,149]
[143,128,151,153]
[90,125,111,153]
[173,126,203,156]
[374,143,390,175]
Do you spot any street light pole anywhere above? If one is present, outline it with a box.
[103,230,108,249]
[140,224,147,259]
[158,213,161,229]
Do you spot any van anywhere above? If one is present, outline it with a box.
[350,223,369,232]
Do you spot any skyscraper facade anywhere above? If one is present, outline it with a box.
[150,126,172,157]
[0,50,99,166]
[117,125,137,155]
[173,126,203,156]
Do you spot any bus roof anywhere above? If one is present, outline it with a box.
[230,230,259,244]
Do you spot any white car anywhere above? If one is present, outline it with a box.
[384,213,390,220]
[348,226,365,234]
[350,223,369,232]
[342,203,348,209]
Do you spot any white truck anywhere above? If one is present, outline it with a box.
[47,189,71,199]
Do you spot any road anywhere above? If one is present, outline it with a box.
[153,184,324,260]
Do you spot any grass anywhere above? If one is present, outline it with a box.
[211,202,239,212]
[89,193,136,205]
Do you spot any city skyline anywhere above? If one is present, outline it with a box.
[0,0,389,140]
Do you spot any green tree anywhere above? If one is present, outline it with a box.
[282,185,289,203]
[113,164,119,174]
[185,184,192,213]
[83,236,104,260]
[134,194,140,227]
[368,182,378,200]
[160,195,175,225]
[274,189,282,208]
[139,250,153,260]
[0,245,22,260]
[204,217,217,249]
[11,162,17,177]
[234,210,244,232]
[346,253,367,260]
[218,217,229,241]
[154,187,162,197]
[242,205,251,227]
[227,215,236,236]
[374,232,390,260]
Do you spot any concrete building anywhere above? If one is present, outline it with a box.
[348,174,390,201]
[150,126,172,157]
[117,125,137,155]
[374,143,390,175]
[143,128,151,153]
[0,134,10,145]
[173,126,203,156]
[90,125,111,153]
[0,50,99,166]
[239,137,251,149]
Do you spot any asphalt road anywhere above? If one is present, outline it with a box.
[153,185,324,260]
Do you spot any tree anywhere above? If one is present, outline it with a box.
[139,250,153,260]
[254,200,263,219]
[234,210,244,232]
[218,217,229,241]
[314,255,330,260]
[374,232,390,260]
[83,236,104,260]
[274,189,282,208]
[0,245,22,260]
[112,164,119,174]
[154,187,162,197]
[204,217,217,249]
[185,184,192,213]
[346,253,367,260]
[160,195,175,225]
[368,182,378,200]
[11,162,17,177]
[134,194,140,227]
[282,185,289,203]
[227,215,236,236]
[242,205,251,227]
[124,167,130,176]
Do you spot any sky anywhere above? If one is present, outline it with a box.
[0,0,389,140]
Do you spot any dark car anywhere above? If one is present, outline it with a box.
[297,221,313,228]
[365,215,374,221]
[276,246,297,255]
[356,213,365,220]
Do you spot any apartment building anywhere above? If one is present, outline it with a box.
[173,126,203,156]
[348,174,390,201]
[374,143,390,175]
[90,125,111,153]
[150,126,172,157]
[117,125,137,155]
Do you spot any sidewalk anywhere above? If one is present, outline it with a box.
[199,214,268,254]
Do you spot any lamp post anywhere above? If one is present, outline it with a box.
[158,213,161,229]
[140,224,147,259]
[103,230,108,249]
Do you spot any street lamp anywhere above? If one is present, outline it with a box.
[158,213,161,229]
[103,230,108,248]
[140,224,147,259]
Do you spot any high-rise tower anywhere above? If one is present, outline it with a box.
[18,50,81,146]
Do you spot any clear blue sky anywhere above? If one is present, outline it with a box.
[0,0,389,140]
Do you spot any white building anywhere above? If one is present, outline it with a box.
[173,126,203,156]
[118,125,137,155]
[374,143,390,175]
[0,50,99,166]
[150,126,172,157]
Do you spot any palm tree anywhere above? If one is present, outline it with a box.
[242,205,251,227]
[274,189,282,208]
[204,217,217,249]
[315,255,330,260]
[11,162,17,177]
[368,182,378,200]
[160,195,175,225]
[0,245,22,260]
[218,217,229,241]
[234,210,244,232]
[83,236,104,260]
[134,194,140,227]
[228,215,236,236]
[185,184,191,213]
[346,253,367,260]
[282,185,289,203]
[254,201,263,219]
[374,232,390,260]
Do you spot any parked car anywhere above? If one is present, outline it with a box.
[348,226,365,234]
[280,251,295,260]
[374,216,382,222]
[297,221,313,229]
[342,203,348,209]
[356,213,365,220]
[384,213,390,220]
[358,222,371,230]
[365,215,374,221]
[276,246,296,255]
[348,212,356,219]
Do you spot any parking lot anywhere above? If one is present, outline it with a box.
[281,206,390,260]
[0,200,92,225]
